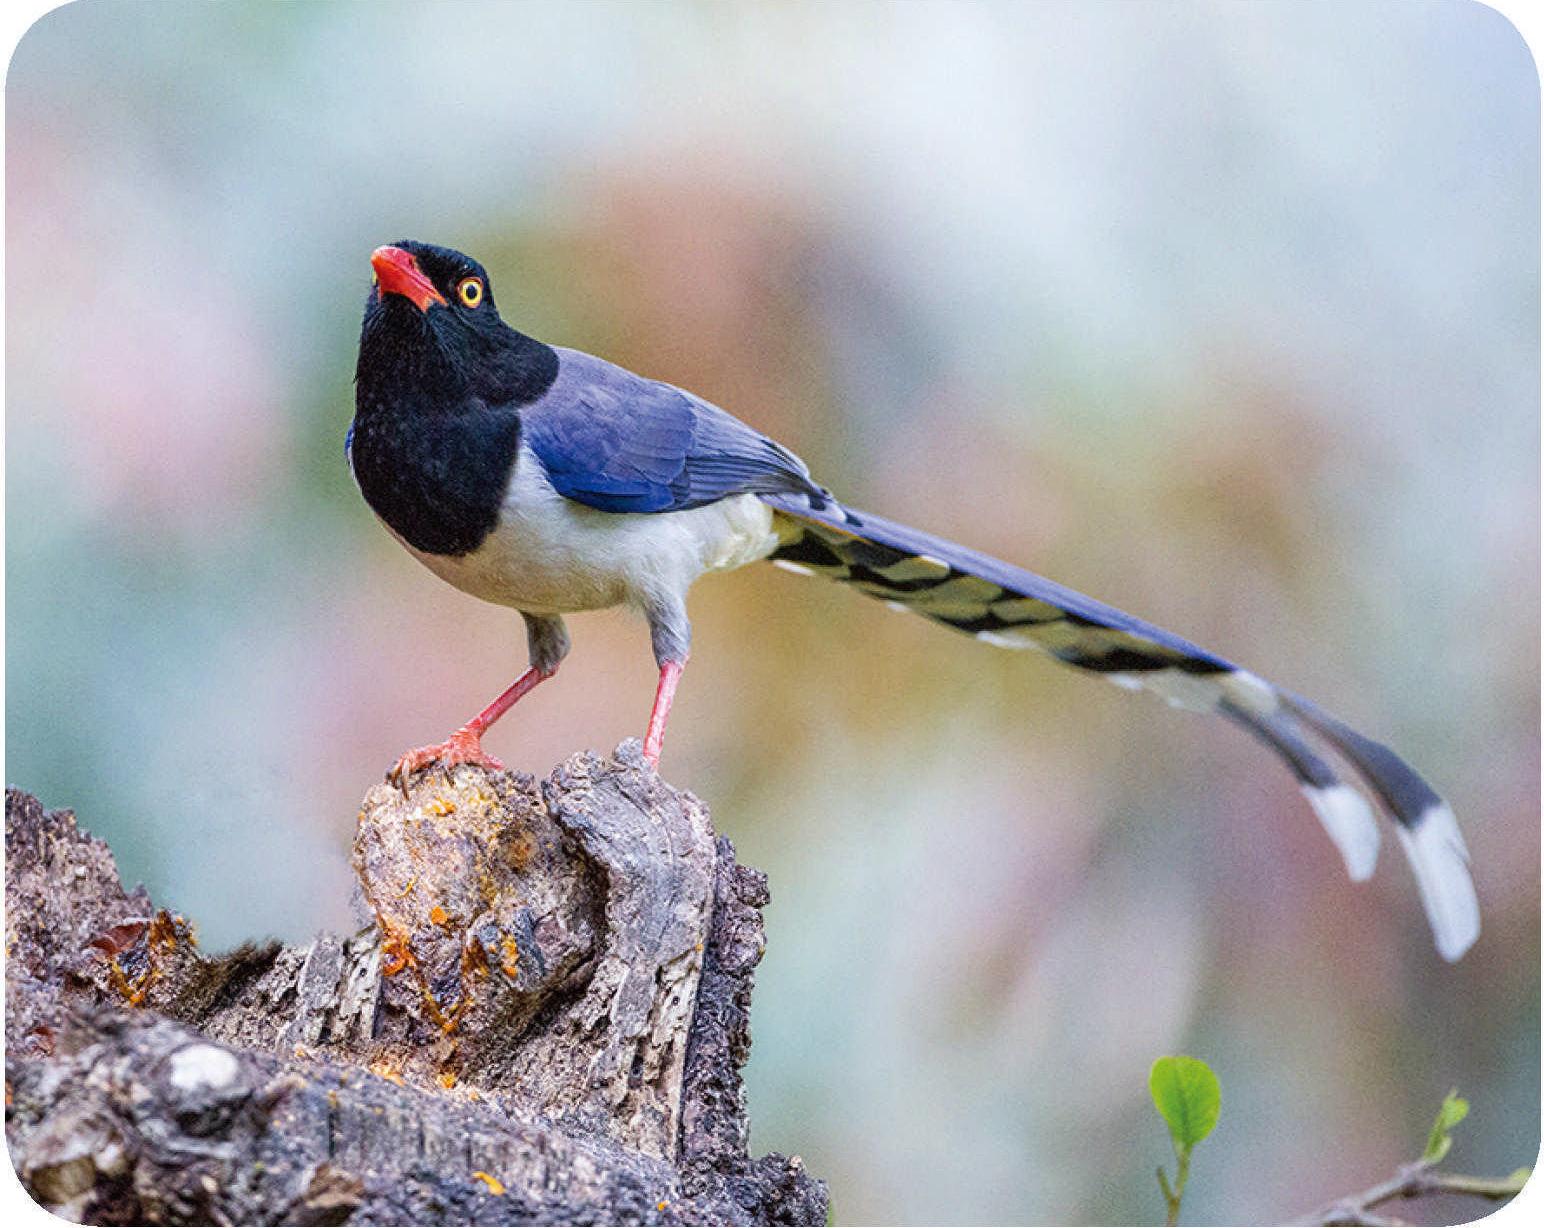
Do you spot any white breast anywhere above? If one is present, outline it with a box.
[402,443,780,616]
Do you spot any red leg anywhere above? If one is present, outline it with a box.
[642,660,685,768]
[390,665,555,783]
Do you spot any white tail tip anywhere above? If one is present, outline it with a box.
[1394,804,1480,961]
[1303,784,1380,882]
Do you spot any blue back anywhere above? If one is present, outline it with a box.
[521,348,824,514]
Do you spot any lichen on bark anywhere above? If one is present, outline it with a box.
[5,742,827,1225]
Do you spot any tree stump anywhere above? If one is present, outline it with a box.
[4,741,827,1225]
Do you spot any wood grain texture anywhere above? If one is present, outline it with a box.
[5,742,826,1225]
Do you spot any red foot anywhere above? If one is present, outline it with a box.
[389,728,504,784]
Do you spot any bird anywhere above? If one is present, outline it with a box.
[349,239,1479,961]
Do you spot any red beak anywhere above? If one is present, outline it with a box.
[371,246,446,311]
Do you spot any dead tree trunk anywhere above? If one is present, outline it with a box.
[4,742,828,1225]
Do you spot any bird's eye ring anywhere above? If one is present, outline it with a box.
[457,277,484,308]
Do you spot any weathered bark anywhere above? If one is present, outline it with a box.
[4,742,827,1225]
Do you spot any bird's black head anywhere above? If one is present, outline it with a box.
[371,240,498,316]
[350,241,559,557]
[355,240,557,410]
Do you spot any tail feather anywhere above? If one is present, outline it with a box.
[763,494,1477,960]
[1283,693,1479,961]
[1218,700,1380,883]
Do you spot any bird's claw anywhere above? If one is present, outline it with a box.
[388,730,504,790]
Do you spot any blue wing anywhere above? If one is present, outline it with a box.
[520,348,826,514]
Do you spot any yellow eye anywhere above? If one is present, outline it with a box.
[457,277,484,308]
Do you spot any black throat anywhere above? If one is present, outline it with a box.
[349,300,559,557]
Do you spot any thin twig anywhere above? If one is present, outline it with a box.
[1298,1159,1527,1226]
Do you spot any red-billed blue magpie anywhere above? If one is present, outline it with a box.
[349,240,1478,960]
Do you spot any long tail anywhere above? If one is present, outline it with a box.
[762,494,1478,961]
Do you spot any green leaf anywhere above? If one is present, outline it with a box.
[1422,1090,1470,1164]
[1149,1056,1222,1153]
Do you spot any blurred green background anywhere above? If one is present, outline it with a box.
[5,2,1537,1223]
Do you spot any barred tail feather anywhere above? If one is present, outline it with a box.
[764,495,1477,960]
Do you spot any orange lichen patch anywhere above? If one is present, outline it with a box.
[359,860,495,1034]
[113,966,150,1005]
[499,937,520,980]
[391,876,417,900]
[148,910,182,951]
[657,1200,670,1212]
[438,1071,458,1089]
[424,796,457,817]
[368,1059,404,1086]
[358,858,461,1025]
[423,971,464,1033]
[293,1044,310,1059]
[422,988,457,1034]
[379,927,415,977]
[471,1172,505,1196]
[418,929,500,1035]
[103,952,156,1007]
[87,918,170,1006]
[466,1088,482,1102]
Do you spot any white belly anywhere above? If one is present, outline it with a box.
[402,445,780,615]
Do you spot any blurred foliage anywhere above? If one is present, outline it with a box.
[5,3,1538,1224]
[1149,1055,1221,1225]
[1306,1089,1532,1223]
[1150,1056,1222,1154]
[1422,1090,1470,1166]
